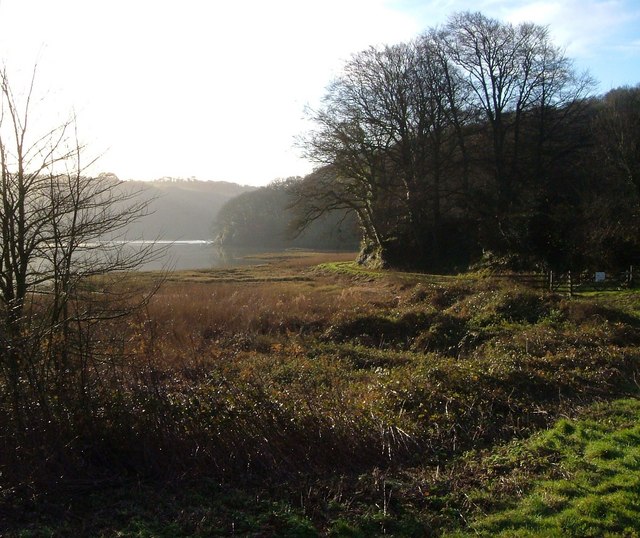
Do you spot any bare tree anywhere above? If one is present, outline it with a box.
[0,66,159,421]
[445,11,595,251]
[446,12,544,206]
[299,69,397,265]
[298,41,465,266]
[594,85,640,191]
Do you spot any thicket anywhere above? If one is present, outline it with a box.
[0,65,163,501]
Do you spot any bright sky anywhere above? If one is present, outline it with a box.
[0,0,638,186]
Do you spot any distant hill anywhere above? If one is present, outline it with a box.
[108,176,256,240]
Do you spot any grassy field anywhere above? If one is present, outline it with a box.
[3,251,640,536]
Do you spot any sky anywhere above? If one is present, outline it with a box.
[0,0,638,186]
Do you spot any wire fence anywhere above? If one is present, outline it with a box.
[495,267,635,295]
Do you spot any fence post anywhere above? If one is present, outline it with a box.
[568,270,573,297]
[549,270,553,291]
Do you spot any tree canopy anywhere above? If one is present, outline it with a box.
[295,11,637,272]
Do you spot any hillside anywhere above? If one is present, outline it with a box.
[115,178,255,240]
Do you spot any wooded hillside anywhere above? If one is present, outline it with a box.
[213,178,360,250]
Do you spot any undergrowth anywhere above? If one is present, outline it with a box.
[2,254,640,536]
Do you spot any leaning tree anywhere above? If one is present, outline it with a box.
[298,40,466,267]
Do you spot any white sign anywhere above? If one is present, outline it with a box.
[595,272,606,283]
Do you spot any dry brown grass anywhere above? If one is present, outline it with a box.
[5,255,640,537]
[4,252,640,507]
[138,250,397,354]
[129,250,359,285]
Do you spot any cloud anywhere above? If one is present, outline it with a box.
[394,0,640,60]
[497,1,640,58]
[620,39,640,50]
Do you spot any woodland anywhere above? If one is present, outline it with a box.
[216,11,640,273]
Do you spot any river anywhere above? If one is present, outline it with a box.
[114,240,268,271]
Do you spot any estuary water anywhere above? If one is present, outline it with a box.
[117,240,267,271]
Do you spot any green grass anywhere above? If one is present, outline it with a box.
[316,260,386,279]
[446,398,640,537]
[317,260,479,286]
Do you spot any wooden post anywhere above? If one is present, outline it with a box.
[568,270,573,297]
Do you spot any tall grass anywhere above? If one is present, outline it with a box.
[2,264,640,505]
